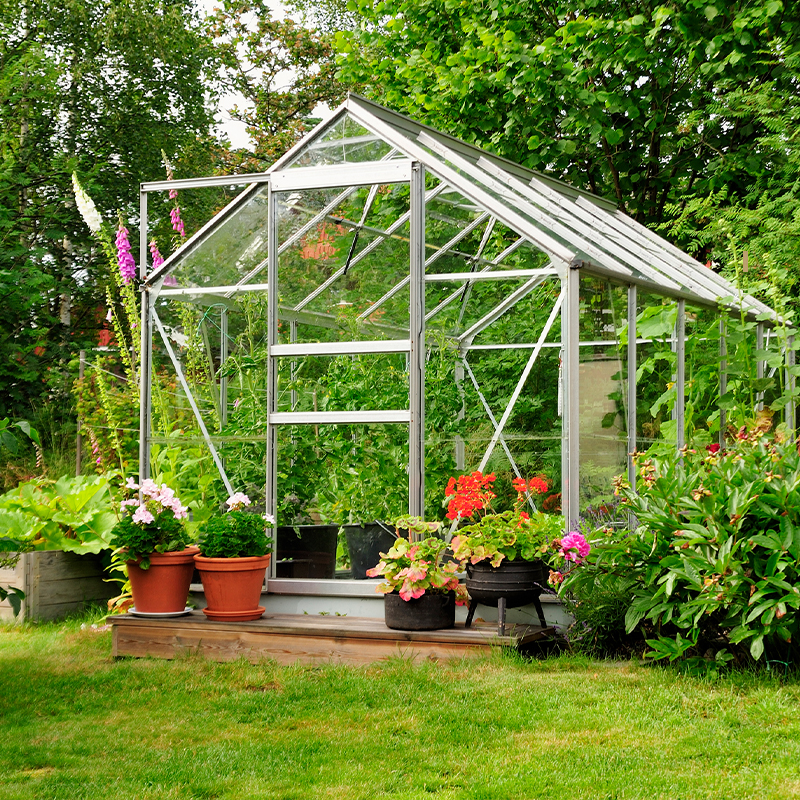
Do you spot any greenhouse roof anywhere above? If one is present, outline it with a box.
[146,94,773,320]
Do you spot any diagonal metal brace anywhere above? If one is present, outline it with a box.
[152,309,234,496]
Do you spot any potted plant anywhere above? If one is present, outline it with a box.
[194,493,273,621]
[447,471,567,630]
[110,478,196,615]
[366,516,469,631]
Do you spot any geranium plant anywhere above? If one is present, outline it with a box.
[366,518,468,604]
[447,471,564,567]
[110,478,191,568]
[197,493,274,559]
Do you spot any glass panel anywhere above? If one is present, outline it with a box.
[634,292,677,451]
[276,353,408,414]
[453,347,563,515]
[276,184,410,342]
[283,112,394,168]
[578,278,628,513]
[166,185,270,289]
[275,423,409,579]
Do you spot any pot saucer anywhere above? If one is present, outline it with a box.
[128,607,193,618]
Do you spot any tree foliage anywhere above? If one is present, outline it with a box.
[207,0,349,170]
[0,0,217,418]
[336,0,800,228]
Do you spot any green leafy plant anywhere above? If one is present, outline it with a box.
[567,420,800,664]
[197,493,273,559]
[110,479,191,568]
[366,517,467,604]
[0,474,117,555]
[446,471,564,567]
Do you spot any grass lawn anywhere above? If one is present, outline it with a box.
[1,610,799,799]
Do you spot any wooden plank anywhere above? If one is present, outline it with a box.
[0,551,115,621]
[108,612,553,665]
[33,551,108,581]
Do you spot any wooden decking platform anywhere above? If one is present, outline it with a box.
[109,611,553,665]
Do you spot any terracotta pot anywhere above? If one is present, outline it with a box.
[384,591,456,631]
[194,554,271,622]
[126,546,200,614]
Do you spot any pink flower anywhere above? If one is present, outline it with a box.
[132,506,155,525]
[116,223,136,284]
[149,239,165,270]
[560,532,591,564]
[170,205,185,237]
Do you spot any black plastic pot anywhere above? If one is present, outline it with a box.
[344,522,397,579]
[384,590,456,631]
[275,524,339,579]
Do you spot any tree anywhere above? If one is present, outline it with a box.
[207,0,349,171]
[335,0,800,229]
[0,0,218,419]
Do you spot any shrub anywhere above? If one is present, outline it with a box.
[565,422,800,664]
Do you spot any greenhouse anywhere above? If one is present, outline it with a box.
[136,94,788,605]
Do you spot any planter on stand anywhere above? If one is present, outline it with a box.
[384,591,456,631]
[344,522,396,579]
[464,559,548,635]
[194,554,271,621]
[126,546,200,615]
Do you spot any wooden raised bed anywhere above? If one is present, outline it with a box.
[109,611,554,665]
[0,550,115,621]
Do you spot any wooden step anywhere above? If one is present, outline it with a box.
[109,611,553,665]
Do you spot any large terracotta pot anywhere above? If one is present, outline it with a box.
[194,554,271,622]
[384,591,456,631]
[126,546,200,614]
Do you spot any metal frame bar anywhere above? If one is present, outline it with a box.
[675,300,686,450]
[408,162,426,516]
[266,183,279,573]
[141,173,269,192]
[159,283,270,298]
[424,268,554,282]
[564,267,580,525]
[138,188,151,482]
[719,315,727,448]
[270,160,412,191]
[627,285,637,489]
[270,410,411,425]
[477,286,565,472]
[152,310,233,495]
[271,340,411,357]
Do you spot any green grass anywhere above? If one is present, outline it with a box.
[2,610,800,799]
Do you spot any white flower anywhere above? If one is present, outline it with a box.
[263,513,276,526]
[226,493,251,511]
[72,173,104,234]
[125,477,139,490]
